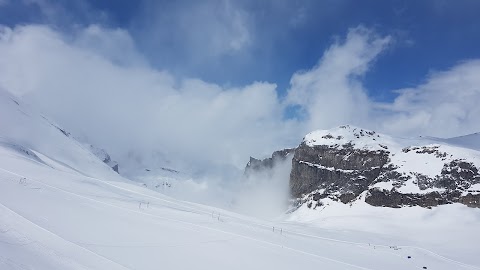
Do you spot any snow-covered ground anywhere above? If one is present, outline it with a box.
[1,92,480,269]
[1,136,480,270]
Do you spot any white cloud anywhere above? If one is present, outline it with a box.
[74,25,147,67]
[286,26,392,132]
[135,0,252,68]
[1,22,479,183]
[0,24,293,175]
[285,26,480,139]
[379,60,480,137]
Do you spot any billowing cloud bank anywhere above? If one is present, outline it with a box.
[1,24,479,174]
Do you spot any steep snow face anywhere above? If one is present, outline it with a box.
[0,89,123,181]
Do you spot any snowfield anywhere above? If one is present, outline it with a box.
[1,140,480,270]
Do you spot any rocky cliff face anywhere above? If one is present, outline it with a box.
[87,144,120,173]
[252,125,480,209]
[290,142,389,203]
[245,148,295,177]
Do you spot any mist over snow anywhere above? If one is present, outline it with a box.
[1,3,480,210]
[234,156,293,218]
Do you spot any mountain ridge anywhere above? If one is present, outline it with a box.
[246,125,480,209]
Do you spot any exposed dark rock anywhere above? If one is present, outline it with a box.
[103,154,111,164]
[459,193,480,208]
[112,164,119,173]
[259,126,480,209]
[437,160,479,190]
[51,125,70,137]
[86,144,120,174]
[161,167,179,174]
[291,147,480,208]
[244,148,295,176]
[290,142,389,200]
[365,189,463,208]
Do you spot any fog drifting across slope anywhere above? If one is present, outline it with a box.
[1,24,480,204]
[232,155,293,218]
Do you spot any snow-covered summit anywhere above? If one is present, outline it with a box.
[303,125,396,151]
[291,125,480,209]
[302,125,480,178]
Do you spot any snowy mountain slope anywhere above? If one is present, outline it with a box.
[420,132,480,153]
[0,89,123,181]
[1,137,480,270]
[443,133,480,151]
[0,89,234,210]
[286,196,480,267]
[83,143,119,172]
[291,125,480,208]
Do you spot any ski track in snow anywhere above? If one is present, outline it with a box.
[1,165,479,270]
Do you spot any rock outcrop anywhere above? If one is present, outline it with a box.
[46,119,121,174]
[248,125,480,209]
[290,142,389,200]
[291,126,480,209]
[89,145,120,174]
[245,148,295,176]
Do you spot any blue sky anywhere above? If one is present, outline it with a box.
[1,0,480,169]
[2,0,480,102]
